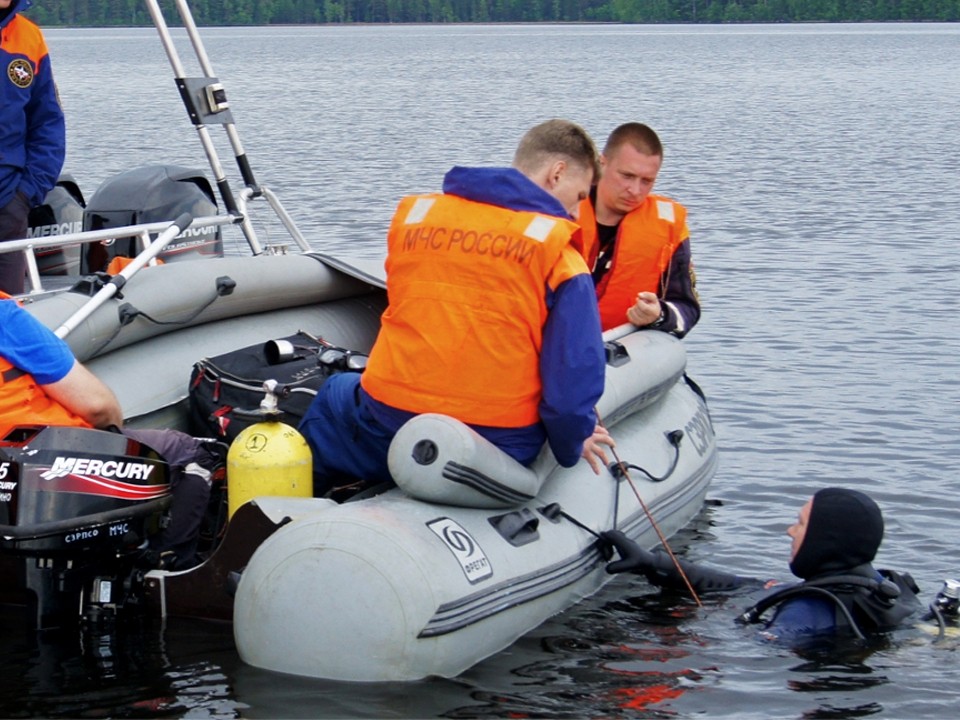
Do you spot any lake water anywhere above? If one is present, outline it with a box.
[3,20,960,718]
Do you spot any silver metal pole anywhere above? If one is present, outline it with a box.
[55,214,193,339]
[143,0,263,253]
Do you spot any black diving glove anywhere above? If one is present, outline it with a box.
[601,530,658,574]
[600,530,755,594]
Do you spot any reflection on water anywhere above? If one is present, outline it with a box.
[0,610,244,719]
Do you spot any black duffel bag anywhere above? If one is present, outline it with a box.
[188,330,367,442]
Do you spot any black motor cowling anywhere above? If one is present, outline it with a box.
[0,426,172,628]
[27,174,85,276]
[81,164,223,274]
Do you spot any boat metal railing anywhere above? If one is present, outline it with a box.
[0,213,238,296]
[52,213,197,339]
[144,0,310,255]
[3,0,312,297]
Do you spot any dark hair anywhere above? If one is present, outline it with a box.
[603,122,663,160]
[513,119,600,180]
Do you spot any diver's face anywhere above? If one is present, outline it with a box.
[787,499,813,560]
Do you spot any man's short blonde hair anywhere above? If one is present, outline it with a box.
[513,119,600,180]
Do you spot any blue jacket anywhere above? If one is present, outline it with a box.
[364,166,606,467]
[1,0,66,208]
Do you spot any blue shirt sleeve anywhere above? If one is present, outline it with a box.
[539,274,605,467]
[0,301,75,384]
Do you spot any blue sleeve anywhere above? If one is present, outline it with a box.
[539,274,605,467]
[659,240,701,339]
[20,54,66,205]
[0,301,75,384]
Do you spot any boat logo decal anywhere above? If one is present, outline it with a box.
[35,457,169,500]
[427,517,492,584]
[0,467,14,502]
[683,404,715,457]
[7,59,34,89]
[26,220,84,239]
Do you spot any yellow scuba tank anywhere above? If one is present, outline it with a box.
[227,379,313,518]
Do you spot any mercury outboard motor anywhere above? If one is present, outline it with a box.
[0,426,172,629]
[81,164,223,274]
[27,174,86,276]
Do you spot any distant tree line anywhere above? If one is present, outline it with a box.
[26,0,960,26]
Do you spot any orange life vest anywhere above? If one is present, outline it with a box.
[0,292,90,434]
[579,195,688,331]
[361,193,588,427]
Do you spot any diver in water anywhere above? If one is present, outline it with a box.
[601,487,928,641]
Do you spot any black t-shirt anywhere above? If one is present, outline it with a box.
[591,222,619,286]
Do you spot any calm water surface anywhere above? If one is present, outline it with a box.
[2,22,959,718]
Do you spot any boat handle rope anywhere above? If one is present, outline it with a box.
[540,502,600,539]
[597,412,703,607]
[608,429,683,483]
[79,275,236,358]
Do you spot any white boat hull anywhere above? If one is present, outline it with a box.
[15,253,716,681]
[233,332,717,681]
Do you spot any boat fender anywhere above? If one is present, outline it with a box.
[387,413,542,509]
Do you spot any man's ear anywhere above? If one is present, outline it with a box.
[546,159,567,189]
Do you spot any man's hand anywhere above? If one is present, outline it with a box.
[581,422,615,475]
[626,291,661,327]
[599,530,657,574]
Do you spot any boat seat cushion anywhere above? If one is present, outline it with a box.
[388,413,542,508]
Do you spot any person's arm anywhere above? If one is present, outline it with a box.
[627,239,700,338]
[42,359,124,429]
[1,301,123,429]
[601,530,760,594]
[539,252,611,470]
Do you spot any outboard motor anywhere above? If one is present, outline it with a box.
[0,426,171,629]
[27,174,85,276]
[81,164,223,274]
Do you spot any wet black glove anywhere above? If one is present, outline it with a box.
[600,530,658,574]
[601,529,756,594]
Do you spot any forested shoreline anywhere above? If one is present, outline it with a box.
[26,0,960,26]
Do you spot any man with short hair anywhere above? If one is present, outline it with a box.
[579,123,700,336]
[602,488,922,640]
[0,0,66,294]
[300,119,614,493]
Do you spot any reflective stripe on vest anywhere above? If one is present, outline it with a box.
[361,193,582,427]
[579,196,688,331]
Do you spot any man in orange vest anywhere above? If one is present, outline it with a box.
[1,293,221,569]
[300,119,614,493]
[579,123,700,336]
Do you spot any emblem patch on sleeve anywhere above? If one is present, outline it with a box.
[7,59,34,89]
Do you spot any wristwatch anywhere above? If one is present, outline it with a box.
[649,307,667,329]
